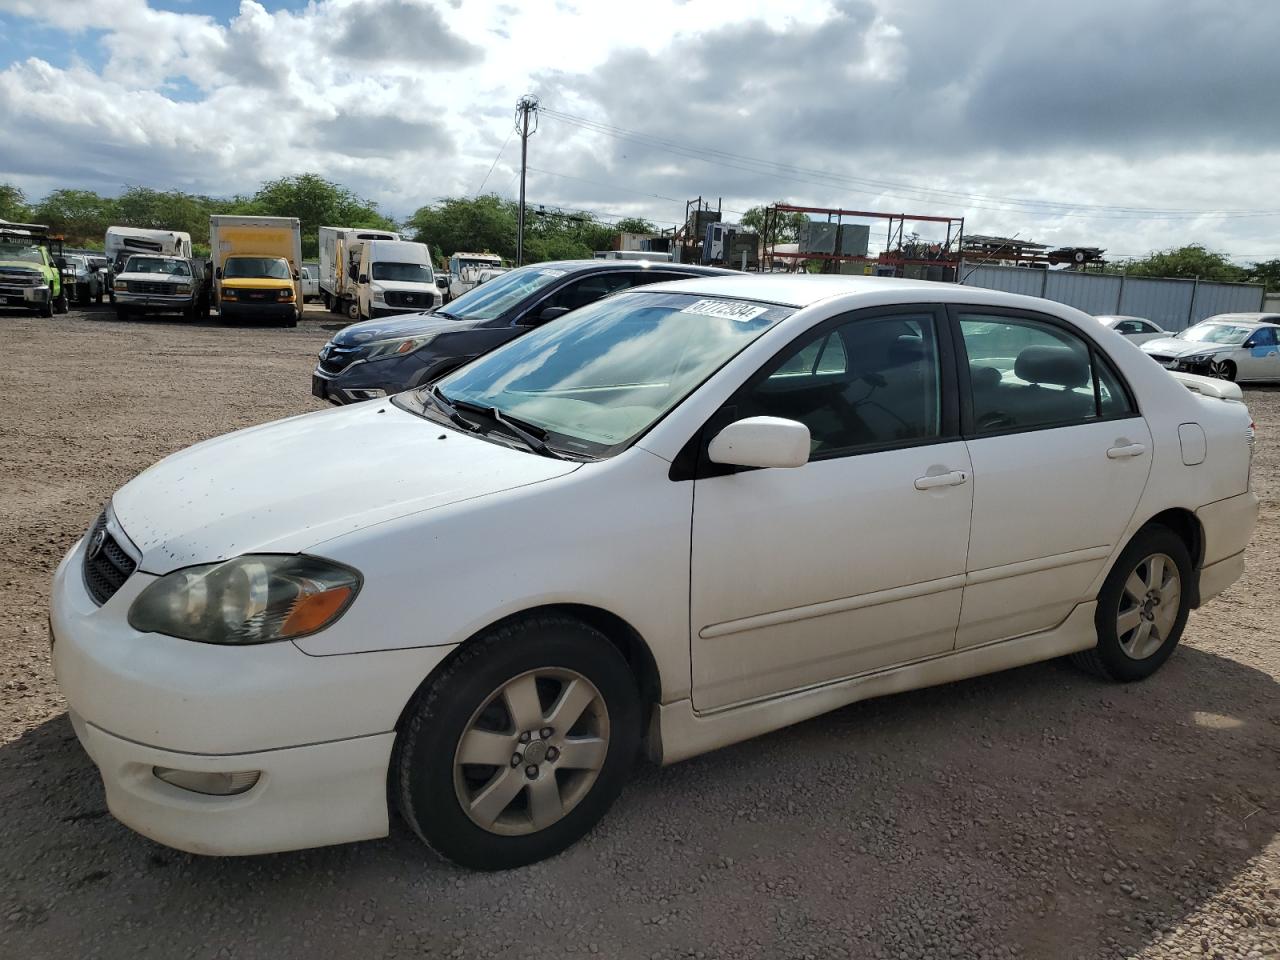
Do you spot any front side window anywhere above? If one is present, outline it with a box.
[421,292,793,456]
[959,313,1133,434]
[536,272,640,316]
[1250,327,1278,347]
[223,257,289,280]
[737,313,941,458]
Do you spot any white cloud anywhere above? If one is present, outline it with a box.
[0,0,1276,261]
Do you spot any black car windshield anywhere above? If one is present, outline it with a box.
[223,257,289,279]
[1178,323,1252,345]
[404,291,793,457]
[442,264,565,321]
[372,262,432,283]
[126,256,190,276]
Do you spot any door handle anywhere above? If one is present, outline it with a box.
[1107,442,1146,459]
[914,470,969,490]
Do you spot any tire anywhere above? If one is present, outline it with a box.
[1208,359,1236,382]
[54,294,69,315]
[395,614,641,870]
[115,306,130,322]
[1072,525,1192,682]
[39,301,53,318]
[348,301,360,322]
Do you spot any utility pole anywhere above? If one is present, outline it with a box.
[515,94,539,267]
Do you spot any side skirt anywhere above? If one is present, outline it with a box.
[649,602,1097,765]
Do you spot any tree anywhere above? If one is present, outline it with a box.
[1113,244,1248,283]
[406,194,518,264]
[242,174,395,259]
[740,202,810,244]
[1246,258,1280,292]
[114,186,221,245]
[612,216,658,234]
[0,183,29,222]
[30,189,118,244]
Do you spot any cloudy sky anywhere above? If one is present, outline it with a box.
[2,0,1278,261]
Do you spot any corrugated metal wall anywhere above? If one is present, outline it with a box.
[960,264,1263,331]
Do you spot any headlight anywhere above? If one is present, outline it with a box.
[175,283,192,294]
[366,335,435,360]
[128,554,361,645]
[277,288,295,301]
[113,280,127,291]
[372,289,386,302]
[1179,353,1215,365]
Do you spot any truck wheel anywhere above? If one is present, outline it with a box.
[94,292,103,305]
[40,301,54,318]
[55,294,69,315]
[347,301,360,321]
[322,292,331,311]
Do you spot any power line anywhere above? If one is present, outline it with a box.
[473,129,514,196]
[540,108,1280,222]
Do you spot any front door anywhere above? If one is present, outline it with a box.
[689,307,973,711]
[1235,325,1280,381]
[954,309,1153,647]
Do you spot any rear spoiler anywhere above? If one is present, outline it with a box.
[1169,370,1244,401]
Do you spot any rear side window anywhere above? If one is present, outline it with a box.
[959,314,1134,434]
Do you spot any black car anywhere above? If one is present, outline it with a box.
[312,259,731,404]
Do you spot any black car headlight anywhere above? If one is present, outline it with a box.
[365,335,436,361]
[1179,353,1215,366]
[128,554,361,645]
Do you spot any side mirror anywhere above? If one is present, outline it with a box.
[1243,338,1257,349]
[435,276,448,288]
[537,305,571,322]
[215,267,223,279]
[707,416,811,469]
[293,271,301,281]
[358,273,369,284]
[55,257,67,268]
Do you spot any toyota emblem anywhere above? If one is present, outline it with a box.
[86,528,107,561]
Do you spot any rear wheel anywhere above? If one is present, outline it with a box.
[396,615,641,870]
[1072,525,1192,682]
[347,300,360,321]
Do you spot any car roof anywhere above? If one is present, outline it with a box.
[1201,313,1280,325]
[525,259,731,276]
[1094,315,1146,323]
[632,273,958,308]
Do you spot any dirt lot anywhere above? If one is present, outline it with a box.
[2,303,1278,960]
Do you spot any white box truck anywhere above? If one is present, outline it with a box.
[353,239,441,320]
[209,215,303,326]
[318,225,400,318]
[104,227,194,302]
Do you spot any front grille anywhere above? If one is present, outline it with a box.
[82,512,137,606]
[318,344,365,374]
[126,280,178,295]
[384,291,429,308]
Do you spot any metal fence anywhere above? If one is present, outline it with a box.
[959,264,1264,331]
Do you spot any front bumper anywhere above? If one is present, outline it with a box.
[312,350,454,405]
[116,292,192,311]
[50,532,456,855]
[219,301,298,321]
[0,283,50,308]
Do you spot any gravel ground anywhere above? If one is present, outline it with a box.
[2,303,1278,960]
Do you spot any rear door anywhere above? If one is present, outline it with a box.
[953,308,1152,647]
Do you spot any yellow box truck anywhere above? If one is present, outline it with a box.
[209,215,303,326]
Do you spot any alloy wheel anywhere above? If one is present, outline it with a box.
[452,668,610,836]
[1116,552,1181,660]
[1208,359,1234,381]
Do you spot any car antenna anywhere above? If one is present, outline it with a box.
[960,233,1020,285]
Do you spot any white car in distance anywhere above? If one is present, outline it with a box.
[1141,313,1280,382]
[1095,314,1166,345]
[51,276,1258,869]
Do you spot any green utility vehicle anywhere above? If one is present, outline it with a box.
[0,221,69,317]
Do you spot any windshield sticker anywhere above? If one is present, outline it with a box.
[538,269,566,278]
[680,298,769,322]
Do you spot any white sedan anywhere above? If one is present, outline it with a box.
[1095,314,1167,345]
[1141,313,1280,382]
[51,276,1258,869]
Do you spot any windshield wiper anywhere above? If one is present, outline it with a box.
[450,397,565,459]
[433,310,462,320]
[427,385,481,433]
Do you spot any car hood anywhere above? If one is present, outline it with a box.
[116,271,190,283]
[112,401,580,574]
[1141,337,1230,357]
[332,312,484,344]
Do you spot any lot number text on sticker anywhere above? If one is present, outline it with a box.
[680,299,769,322]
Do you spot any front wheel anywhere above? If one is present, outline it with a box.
[396,615,641,870]
[1072,525,1192,682]
[1208,359,1236,381]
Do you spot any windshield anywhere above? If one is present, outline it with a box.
[372,262,432,283]
[1179,323,1252,345]
[407,291,793,457]
[126,256,190,276]
[442,265,564,321]
[223,257,290,279]
[0,243,44,264]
